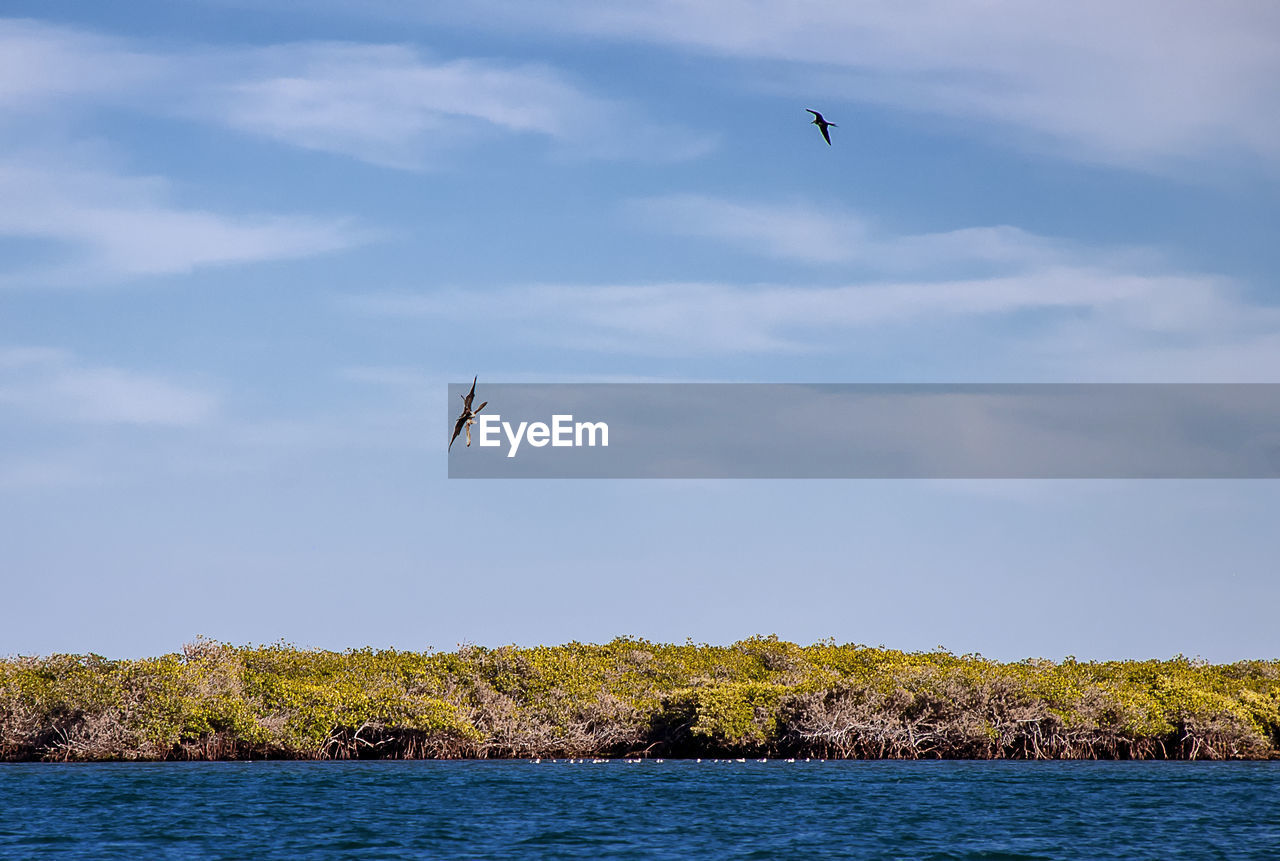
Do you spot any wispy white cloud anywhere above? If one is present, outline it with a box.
[0,156,365,284]
[615,194,1280,376]
[346,269,1248,355]
[0,348,437,489]
[0,21,379,286]
[432,0,1280,170]
[0,19,711,169]
[194,43,712,167]
[628,194,1076,269]
[0,18,160,111]
[342,208,1280,380]
[0,347,218,425]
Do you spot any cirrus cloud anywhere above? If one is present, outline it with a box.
[419,0,1280,171]
[0,347,218,425]
[0,18,713,169]
[0,157,365,285]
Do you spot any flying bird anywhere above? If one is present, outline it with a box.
[449,376,488,451]
[806,109,836,145]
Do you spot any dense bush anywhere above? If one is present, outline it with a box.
[1,636,1276,761]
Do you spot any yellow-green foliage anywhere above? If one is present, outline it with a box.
[677,681,789,746]
[0,637,1276,761]
[238,644,479,752]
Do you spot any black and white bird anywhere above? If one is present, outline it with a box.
[806,109,837,145]
[449,376,488,451]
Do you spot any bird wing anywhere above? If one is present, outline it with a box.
[820,125,832,145]
[473,401,488,414]
[462,376,477,411]
[449,413,467,451]
[806,109,823,120]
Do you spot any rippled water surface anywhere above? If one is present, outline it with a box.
[2,760,1277,859]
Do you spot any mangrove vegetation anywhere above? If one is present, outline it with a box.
[2,637,1278,761]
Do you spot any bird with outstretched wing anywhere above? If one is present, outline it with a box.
[449,376,488,451]
[806,109,837,145]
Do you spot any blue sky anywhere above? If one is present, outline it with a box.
[2,1,1278,660]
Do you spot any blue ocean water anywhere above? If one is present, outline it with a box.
[1,760,1277,860]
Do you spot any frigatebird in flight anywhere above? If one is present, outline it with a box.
[449,376,488,451]
[806,109,836,145]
